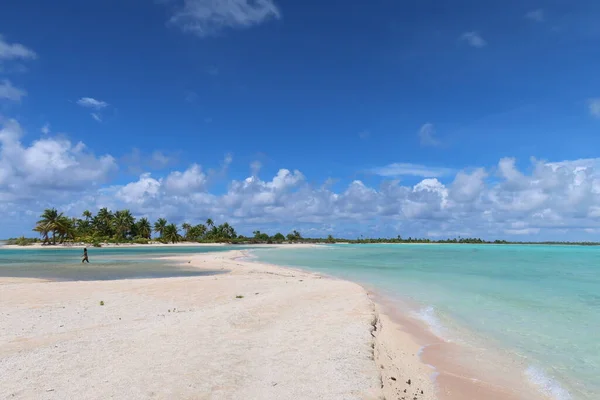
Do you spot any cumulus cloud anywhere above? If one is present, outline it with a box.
[0,35,37,61]
[0,119,117,199]
[418,123,440,146]
[5,120,600,240]
[0,80,26,102]
[167,0,281,37]
[165,164,207,193]
[77,97,108,110]
[460,32,487,48]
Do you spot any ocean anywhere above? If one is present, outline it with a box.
[0,245,239,281]
[251,244,600,400]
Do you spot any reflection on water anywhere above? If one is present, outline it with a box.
[0,245,241,281]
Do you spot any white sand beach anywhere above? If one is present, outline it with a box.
[0,249,436,400]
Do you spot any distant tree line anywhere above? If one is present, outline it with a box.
[10,208,308,247]
[5,208,600,247]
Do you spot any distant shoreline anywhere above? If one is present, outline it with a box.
[0,242,320,250]
[3,240,600,250]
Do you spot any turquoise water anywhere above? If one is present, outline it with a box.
[252,244,600,400]
[0,246,242,280]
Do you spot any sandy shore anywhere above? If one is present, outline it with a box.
[0,249,436,400]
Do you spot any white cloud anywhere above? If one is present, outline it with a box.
[460,32,487,48]
[419,123,440,146]
[525,9,545,22]
[116,173,162,206]
[165,163,207,193]
[152,151,171,167]
[450,168,487,203]
[0,35,37,61]
[5,120,600,240]
[167,0,281,37]
[41,123,50,135]
[77,97,108,110]
[589,98,600,118]
[0,80,26,102]
[370,163,454,178]
[0,119,117,197]
[91,113,102,122]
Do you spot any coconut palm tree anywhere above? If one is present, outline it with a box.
[136,218,152,239]
[82,210,93,221]
[206,218,214,229]
[182,222,192,240]
[114,210,135,240]
[154,218,168,238]
[35,208,63,245]
[56,216,76,243]
[94,208,114,237]
[163,223,180,244]
[33,222,50,244]
[220,222,236,239]
[191,224,207,241]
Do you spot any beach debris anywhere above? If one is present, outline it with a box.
[99,301,105,306]
[390,376,396,381]
[406,379,411,385]
[236,295,244,299]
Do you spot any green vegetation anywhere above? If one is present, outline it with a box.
[12,207,600,247]
[5,236,41,246]
[99,300,105,306]
[235,295,244,299]
[28,208,240,245]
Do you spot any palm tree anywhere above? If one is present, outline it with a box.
[163,223,180,244]
[221,222,236,239]
[114,210,135,240]
[206,218,214,229]
[33,222,50,244]
[191,224,207,241]
[56,216,76,243]
[94,208,114,237]
[136,218,152,239]
[154,218,168,238]
[35,208,63,245]
[82,210,93,221]
[182,223,192,241]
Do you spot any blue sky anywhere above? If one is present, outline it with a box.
[1,0,600,240]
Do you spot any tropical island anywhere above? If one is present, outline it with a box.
[5,207,600,246]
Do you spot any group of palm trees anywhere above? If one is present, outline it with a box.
[33,208,238,245]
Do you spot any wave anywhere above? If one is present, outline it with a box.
[412,305,450,341]
[525,365,572,400]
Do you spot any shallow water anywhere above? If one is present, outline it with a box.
[0,246,240,281]
[252,244,600,400]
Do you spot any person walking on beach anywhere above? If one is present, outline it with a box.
[82,248,89,263]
